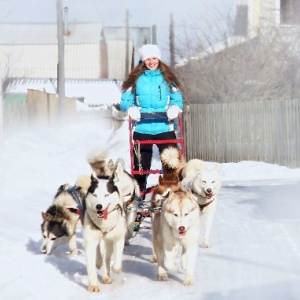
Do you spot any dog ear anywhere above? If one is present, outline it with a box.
[107,159,115,172]
[115,161,124,176]
[54,184,68,198]
[88,174,99,194]
[115,157,125,169]
[158,175,164,185]
[161,188,171,198]
[41,212,47,221]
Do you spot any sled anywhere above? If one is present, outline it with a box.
[128,112,185,232]
[128,112,185,194]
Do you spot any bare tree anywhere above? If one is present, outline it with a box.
[174,7,300,104]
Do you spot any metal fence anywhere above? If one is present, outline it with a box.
[183,99,300,168]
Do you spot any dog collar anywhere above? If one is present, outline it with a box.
[198,200,214,211]
[123,190,135,206]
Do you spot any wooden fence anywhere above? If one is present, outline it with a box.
[183,99,300,168]
[3,89,77,131]
[27,89,76,123]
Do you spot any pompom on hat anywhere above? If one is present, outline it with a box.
[139,44,161,61]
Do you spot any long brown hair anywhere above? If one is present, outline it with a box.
[121,61,182,92]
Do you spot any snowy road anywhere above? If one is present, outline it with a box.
[94,182,300,300]
[1,118,300,300]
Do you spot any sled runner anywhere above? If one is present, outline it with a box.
[128,112,185,230]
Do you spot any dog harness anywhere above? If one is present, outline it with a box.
[191,189,215,211]
[67,186,83,214]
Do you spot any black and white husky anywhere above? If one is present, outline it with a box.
[83,174,127,292]
[40,175,90,255]
[87,150,140,244]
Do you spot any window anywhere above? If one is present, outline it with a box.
[281,0,300,24]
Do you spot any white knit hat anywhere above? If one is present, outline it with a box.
[139,44,161,61]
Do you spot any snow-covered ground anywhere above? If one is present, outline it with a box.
[0,115,300,300]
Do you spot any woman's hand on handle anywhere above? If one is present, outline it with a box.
[167,105,181,120]
[127,106,141,121]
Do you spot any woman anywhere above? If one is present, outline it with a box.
[120,44,184,194]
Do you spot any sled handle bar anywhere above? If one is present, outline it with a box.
[140,112,168,120]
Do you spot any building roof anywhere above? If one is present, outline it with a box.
[4,77,122,107]
[0,22,103,45]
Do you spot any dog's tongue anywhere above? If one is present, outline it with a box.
[97,207,108,219]
[206,193,213,199]
[179,231,186,236]
[102,207,108,219]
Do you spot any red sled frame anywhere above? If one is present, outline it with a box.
[128,113,185,176]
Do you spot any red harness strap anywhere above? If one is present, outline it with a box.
[68,207,81,215]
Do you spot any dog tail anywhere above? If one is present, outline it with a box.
[160,147,183,174]
[75,174,91,194]
[87,149,112,177]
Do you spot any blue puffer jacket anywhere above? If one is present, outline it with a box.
[120,69,183,134]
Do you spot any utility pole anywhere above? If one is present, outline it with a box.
[152,25,157,44]
[0,81,3,144]
[125,9,129,77]
[57,0,65,119]
[169,14,175,67]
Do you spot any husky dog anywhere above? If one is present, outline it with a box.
[83,174,127,292]
[88,149,140,244]
[40,174,91,255]
[180,159,222,248]
[151,147,184,262]
[152,189,200,286]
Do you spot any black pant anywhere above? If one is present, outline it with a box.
[133,131,177,192]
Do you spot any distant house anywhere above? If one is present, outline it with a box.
[0,22,151,81]
[235,0,300,37]
[4,77,122,110]
[175,0,300,104]
[177,0,300,66]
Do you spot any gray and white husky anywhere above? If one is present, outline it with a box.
[152,189,200,286]
[180,159,222,248]
[40,175,90,255]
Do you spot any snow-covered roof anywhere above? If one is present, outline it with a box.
[0,23,104,45]
[4,78,122,106]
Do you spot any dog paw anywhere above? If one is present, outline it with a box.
[102,276,112,284]
[70,249,78,256]
[158,272,168,280]
[201,242,211,248]
[112,266,122,274]
[151,256,157,263]
[88,285,100,292]
[183,275,195,286]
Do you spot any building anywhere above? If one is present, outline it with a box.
[0,22,152,81]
